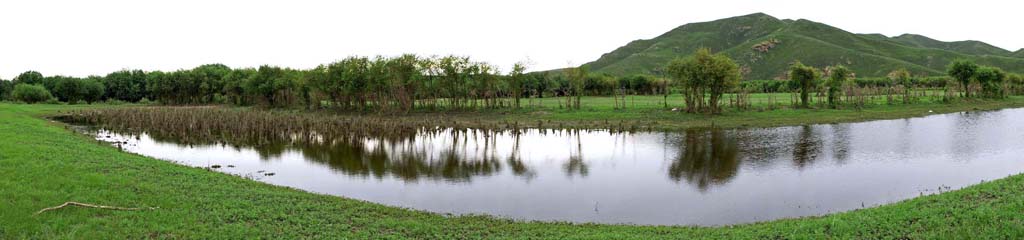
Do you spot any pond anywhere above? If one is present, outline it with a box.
[72,108,1024,226]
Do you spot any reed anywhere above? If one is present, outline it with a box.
[55,106,659,148]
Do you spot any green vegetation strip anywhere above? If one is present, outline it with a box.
[2,103,1024,238]
[394,95,1024,131]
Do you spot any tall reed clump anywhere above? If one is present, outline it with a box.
[55,107,657,147]
[58,107,436,146]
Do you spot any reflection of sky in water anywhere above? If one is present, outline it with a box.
[84,108,1024,226]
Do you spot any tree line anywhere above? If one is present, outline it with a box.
[785,57,1017,109]
[0,55,671,111]
[664,48,1023,112]
[2,52,1021,112]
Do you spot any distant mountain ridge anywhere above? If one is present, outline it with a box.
[583,13,1024,80]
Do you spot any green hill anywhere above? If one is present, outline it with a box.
[890,34,1013,56]
[584,13,1024,80]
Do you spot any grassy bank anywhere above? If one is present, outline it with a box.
[2,103,1024,238]
[309,94,1024,131]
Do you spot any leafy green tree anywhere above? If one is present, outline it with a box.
[975,66,1007,98]
[310,63,339,108]
[667,57,698,112]
[0,80,12,100]
[244,66,296,107]
[104,70,148,102]
[192,64,232,103]
[12,84,53,103]
[522,72,550,98]
[888,68,912,103]
[305,65,330,108]
[438,56,467,109]
[13,71,44,85]
[826,66,851,107]
[339,57,369,110]
[1008,73,1024,95]
[624,74,656,94]
[386,54,422,111]
[223,68,256,105]
[703,53,741,113]
[366,57,391,110]
[666,48,741,113]
[888,68,912,87]
[52,77,84,103]
[81,77,105,104]
[41,76,72,93]
[789,61,820,108]
[146,71,171,104]
[509,62,527,108]
[564,66,588,109]
[947,59,978,98]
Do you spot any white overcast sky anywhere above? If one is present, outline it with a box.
[0,0,1020,79]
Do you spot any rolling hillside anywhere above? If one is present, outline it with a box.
[584,13,1024,80]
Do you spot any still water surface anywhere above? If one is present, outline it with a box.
[79,109,1024,226]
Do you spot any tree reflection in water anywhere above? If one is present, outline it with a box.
[294,129,515,182]
[792,125,821,169]
[563,130,588,177]
[667,129,740,192]
[98,121,842,191]
[506,131,536,180]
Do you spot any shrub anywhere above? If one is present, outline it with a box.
[975,66,1007,98]
[12,84,54,104]
[81,79,106,104]
[0,80,12,100]
[789,61,820,108]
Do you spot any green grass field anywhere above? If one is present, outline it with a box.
[2,102,1024,238]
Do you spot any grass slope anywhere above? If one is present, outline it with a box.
[3,103,1024,238]
[585,13,1024,79]
[890,34,1014,56]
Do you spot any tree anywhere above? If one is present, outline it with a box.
[13,71,44,85]
[789,61,820,108]
[245,66,287,107]
[104,70,148,102]
[146,71,171,104]
[386,54,422,112]
[11,84,53,103]
[887,68,913,104]
[666,48,741,113]
[192,64,232,103]
[52,77,84,103]
[305,65,330,108]
[509,62,527,108]
[41,76,71,93]
[947,59,978,98]
[223,68,256,105]
[339,57,370,110]
[974,66,1007,98]
[564,66,588,110]
[0,80,12,100]
[81,77,105,104]
[1009,73,1024,95]
[827,66,851,107]
[703,52,741,113]
[667,54,700,112]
